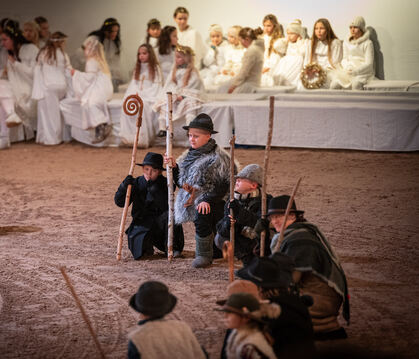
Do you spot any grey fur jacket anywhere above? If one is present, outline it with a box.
[173,142,231,224]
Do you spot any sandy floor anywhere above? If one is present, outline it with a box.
[0,142,418,358]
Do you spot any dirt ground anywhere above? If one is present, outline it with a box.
[0,141,418,359]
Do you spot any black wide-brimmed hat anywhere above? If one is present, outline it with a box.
[237,255,294,289]
[267,195,304,216]
[129,281,177,317]
[182,113,218,134]
[136,152,165,171]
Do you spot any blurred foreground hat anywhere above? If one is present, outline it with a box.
[216,279,260,306]
[182,113,218,134]
[235,164,263,187]
[216,293,264,322]
[267,195,304,216]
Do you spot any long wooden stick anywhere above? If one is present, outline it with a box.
[260,96,275,257]
[116,94,144,260]
[223,241,234,283]
[60,267,106,359]
[166,92,174,261]
[273,177,302,253]
[229,135,236,280]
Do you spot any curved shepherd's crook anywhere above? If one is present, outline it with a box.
[116,94,144,260]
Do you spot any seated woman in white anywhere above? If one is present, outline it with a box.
[157,26,178,83]
[120,44,162,148]
[32,31,72,145]
[173,7,207,70]
[61,36,113,144]
[261,14,287,87]
[0,20,38,144]
[213,26,245,87]
[153,45,204,136]
[225,27,265,94]
[330,16,375,90]
[274,20,308,87]
[200,24,227,89]
[304,18,342,88]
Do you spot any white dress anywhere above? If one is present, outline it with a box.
[0,79,13,148]
[261,35,287,87]
[330,31,375,90]
[153,66,204,130]
[4,43,39,141]
[32,50,72,145]
[157,48,175,83]
[103,38,123,89]
[274,39,307,87]
[0,45,7,76]
[177,26,207,69]
[200,41,227,88]
[213,43,246,86]
[119,63,162,148]
[60,58,113,130]
[143,36,159,53]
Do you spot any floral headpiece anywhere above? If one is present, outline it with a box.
[5,25,19,37]
[175,44,195,57]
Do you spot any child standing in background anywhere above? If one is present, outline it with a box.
[144,18,161,52]
[120,44,162,148]
[32,31,72,145]
[157,26,178,82]
[153,45,204,137]
[34,16,50,48]
[23,21,40,48]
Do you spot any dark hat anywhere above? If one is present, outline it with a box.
[216,293,264,322]
[182,113,218,134]
[136,152,165,171]
[267,195,304,216]
[237,255,294,289]
[216,279,260,306]
[129,281,177,317]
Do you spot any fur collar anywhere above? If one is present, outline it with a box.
[348,30,370,44]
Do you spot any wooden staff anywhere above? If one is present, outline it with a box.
[60,267,106,359]
[273,177,302,253]
[260,96,275,257]
[223,241,234,283]
[166,92,174,261]
[228,135,236,281]
[116,94,144,260]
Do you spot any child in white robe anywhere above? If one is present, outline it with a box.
[144,18,161,52]
[157,26,178,83]
[23,21,40,48]
[153,45,204,136]
[0,21,38,142]
[261,14,287,87]
[32,31,72,145]
[304,18,342,88]
[274,20,308,87]
[173,7,207,70]
[213,26,245,87]
[61,36,113,144]
[200,24,227,89]
[330,16,375,90]
[34,16,50,49]
[120,44,162,148]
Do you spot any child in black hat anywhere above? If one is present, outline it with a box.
[128,280,207,359]
[215,163,273,265]
[164,113,233,268]
[114,152,184,259]
[265,195,350,340]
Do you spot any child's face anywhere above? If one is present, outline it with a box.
[39,22,50,39]
[315,22,327,41]
[138,46,149,63]
[263,20,274,36]
[210,31,223,47]
[287,30,300,43]
[227,31,239,45]
[234,178,258,194]
[174,13,188,31]
[175,51,187,66]
[1,33,13,51]
[170,30,178,46]
[148,26,161,38]
[223,312,249,329]
[188,128,211,149]
[23,25,36,43]
[239,36,252,48]
[269,213,296,232]
[350,26,363,40]
[142,165,161,182]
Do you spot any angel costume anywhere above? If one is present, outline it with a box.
[200,41,227,88]
[261,34,287,87]
[177,26,207,69]
[213,43,246,87]
[157,48,175,83]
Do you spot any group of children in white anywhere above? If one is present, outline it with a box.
[0,7,376,150]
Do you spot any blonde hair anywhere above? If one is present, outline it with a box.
[172,45,195,87]
[83,36,110,75]
[262,14,284,56]
[23,21,40,47]
[228,25,242,39]
[37,31,67,65]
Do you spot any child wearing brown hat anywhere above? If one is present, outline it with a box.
[128,281,207,358]
[164,113,232,268]
[215,163,272,265]
[114,152,184,259]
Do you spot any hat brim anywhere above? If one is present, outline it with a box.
[236,267,287,289]
[135,163,166,171]
[129,293,177,317]
[215,306,265,323]
[182,125,218,134]
[267,209,304,216]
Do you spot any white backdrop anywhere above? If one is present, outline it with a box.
[3,0,419,81]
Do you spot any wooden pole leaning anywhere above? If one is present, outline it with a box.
[228,135,236,281]
[272,177,302,253]
[60,267,106,359]
[166,92,174,261]
[260,96,275,257]
[116,94,144,260]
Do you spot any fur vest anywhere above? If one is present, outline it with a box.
[174,144,231,224]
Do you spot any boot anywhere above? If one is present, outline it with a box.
[192,233,214,268]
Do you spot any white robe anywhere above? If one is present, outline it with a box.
[177,26,207,69]
[119,63,162,148]
[0,45,7,77]
[274,39,307,87]
[200,40,228,88]
[330,31,375,89]
[261,35,286,87]
[0,79,13,148]
[61,58,113,130]
[153,66,204,131]
[32,50,72,145]
[213,43,246,86]
[5,43,39,141]
[157,48,175,83]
